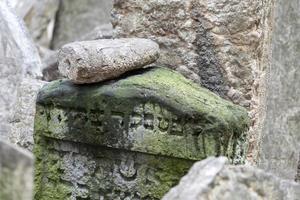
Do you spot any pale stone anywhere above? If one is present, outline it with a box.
[10,0,60,48]
[0,1,41,141]
[163,157,300,200]
[34,67,249,199]
[257,0,300,180]
[58,38,160,84]
[9,78,46,151]
[0,140,34,200]
[51,0,113,49]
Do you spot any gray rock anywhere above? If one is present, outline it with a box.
[257,0,300,180]
[58,38,160,84]
[51,0,113,49]
[9,78,46,151]
[0,139,34,200]
[0,1,41,141]
[163,157,300,200]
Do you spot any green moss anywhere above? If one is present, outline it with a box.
[33,117,71,200]
[140,158,193,198]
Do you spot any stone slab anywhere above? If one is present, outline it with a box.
[258,0,300,180]
[35,67,249,160]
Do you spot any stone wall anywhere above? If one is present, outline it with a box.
[258,0,300,180]
[0,140,34,200]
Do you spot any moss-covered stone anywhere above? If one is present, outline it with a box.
[34,67,249,199]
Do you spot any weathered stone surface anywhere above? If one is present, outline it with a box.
[0,139,34,200]
[51,0,113,49]
[9,78,46,151]
[34,67,249,199]
[257,0,300,180]
[163,157,300,200]
[112,0,271,109]
[0,1,42,141]
[58,38,160,84]
[21,0,60,48]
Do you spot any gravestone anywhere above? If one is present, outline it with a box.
[258,0,300,180]
[0,140,34,200]
[34,67,249,199]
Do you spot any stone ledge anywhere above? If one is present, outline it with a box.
[35,67,249,161]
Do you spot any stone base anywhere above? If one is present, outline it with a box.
[35,137,192,200]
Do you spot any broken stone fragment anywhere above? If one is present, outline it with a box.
[34,67,249,199]
[163,157,300,200]
[58,38,160,84]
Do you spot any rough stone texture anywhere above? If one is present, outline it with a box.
[0,1,42,141]
[113,0,268,107]
[21,0,60,48]
[34,67,249,199]
[58,38,160,84]
[163,157,300,200]
[257,0,300,180]
[0,139,34,200]
[9,78,46,151]
[51,0,113,49]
